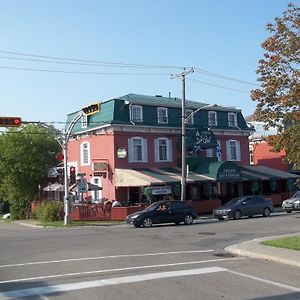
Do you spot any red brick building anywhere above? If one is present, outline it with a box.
[66,94,298,212]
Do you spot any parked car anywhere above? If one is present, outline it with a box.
[213,196,273,220]
[126,200,198,228]
[282,191,300,213]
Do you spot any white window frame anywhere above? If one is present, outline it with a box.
[226,140,241,161]
[154,138,173,162]
[228,113,237,127]
[128,137,148,163]
[80,142,90,166]
[206,147,214,158]
[81,114,88,128]
[185,109,194,125]
[157,107,168,124]
[130,105,143,122]
[208,111,217,126]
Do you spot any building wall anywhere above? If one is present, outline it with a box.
[252,141,288,171]
[68,128,251,202]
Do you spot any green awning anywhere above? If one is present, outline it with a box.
[196,161,242,181]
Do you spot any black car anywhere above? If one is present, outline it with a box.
[126,200,198,228]
[213,195,273,220]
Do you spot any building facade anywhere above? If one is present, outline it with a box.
[66,94,297,212]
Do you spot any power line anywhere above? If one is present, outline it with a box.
[188,78,250,94]
[0,50,184,69]
[0,50,259,87]
[194,68,259,87]
[0,66,170,76]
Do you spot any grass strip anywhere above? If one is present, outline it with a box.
[261,236,300,251]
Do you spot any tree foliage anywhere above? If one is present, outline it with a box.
[251,3,300,168]
[0,124,60,219]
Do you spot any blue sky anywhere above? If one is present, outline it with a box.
[0,0,294,129]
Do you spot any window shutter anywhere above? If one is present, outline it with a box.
[128,138,133,162]
[142,139,148,162]
[154,139,159,162]
[226,141,231,160]
[167,139,173,162]
[236,141,241,161]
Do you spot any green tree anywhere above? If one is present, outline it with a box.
[251,3,300,168]
[0,124,60,219]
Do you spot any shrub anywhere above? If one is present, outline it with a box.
[35,202,64,222]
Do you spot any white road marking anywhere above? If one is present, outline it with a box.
[0,249,214,268]
[0,257,241,284]
[228,270,300,292]
[0,266,226,300]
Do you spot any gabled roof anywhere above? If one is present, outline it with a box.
[116,93,240,112]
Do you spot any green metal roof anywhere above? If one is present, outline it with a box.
[117,93,240,112]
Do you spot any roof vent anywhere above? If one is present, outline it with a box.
[155,95,162,97]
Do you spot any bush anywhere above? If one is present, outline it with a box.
[35,202,64,222]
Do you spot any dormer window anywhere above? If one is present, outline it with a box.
[208,111,217,126]
[157,107,168,124]
[130,105,143,122]
[81,114,88,128]
[228,113,237,127]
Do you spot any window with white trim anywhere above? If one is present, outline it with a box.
[228,113,237,127]
[81,114,88,128]
[185,109,194,125]
[80,142,90,165]
[154,138,173,162]
[226,140,241,161]
[206,140,221,161]
[130,105,143,122]
[128,137,148,162]
[157,107,168,124]
[208,111,217,126]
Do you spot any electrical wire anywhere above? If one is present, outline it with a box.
[188,78,250,94]
[0,66,170,76]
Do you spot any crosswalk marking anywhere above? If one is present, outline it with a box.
[0,250,214,268]
[0,267,227,300]
[0,257,241,284]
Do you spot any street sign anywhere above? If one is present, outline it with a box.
[77,178,88,193]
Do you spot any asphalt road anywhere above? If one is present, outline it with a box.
[0,211,299,299]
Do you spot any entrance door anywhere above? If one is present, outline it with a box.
[91,177,102,203]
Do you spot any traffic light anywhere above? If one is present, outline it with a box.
[82,103,100,116]
[69,166,76,185]
[0,117,22,127]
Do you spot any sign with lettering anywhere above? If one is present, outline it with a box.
[151,186,172,195]
[189,128,217,150]
[93,162,108,171]
[217,168,242,180]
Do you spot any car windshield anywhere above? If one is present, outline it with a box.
[226,197,243,205]
[292,191,300,198]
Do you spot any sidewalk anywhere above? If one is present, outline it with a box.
[225,233,300,268]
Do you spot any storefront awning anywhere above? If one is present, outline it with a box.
[241,165,300,180]
[114,168,214,187]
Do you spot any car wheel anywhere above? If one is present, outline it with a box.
[142,217,152,228]
[184,214,194,225]
[233,210,241,220]
[263,207,271,217]
[218,218,224,221]
[285,210,292,213]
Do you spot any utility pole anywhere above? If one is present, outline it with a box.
[171,67,194,201]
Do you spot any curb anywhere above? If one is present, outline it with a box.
[225,233,300,268]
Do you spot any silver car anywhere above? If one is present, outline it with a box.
[282,191,300,213]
